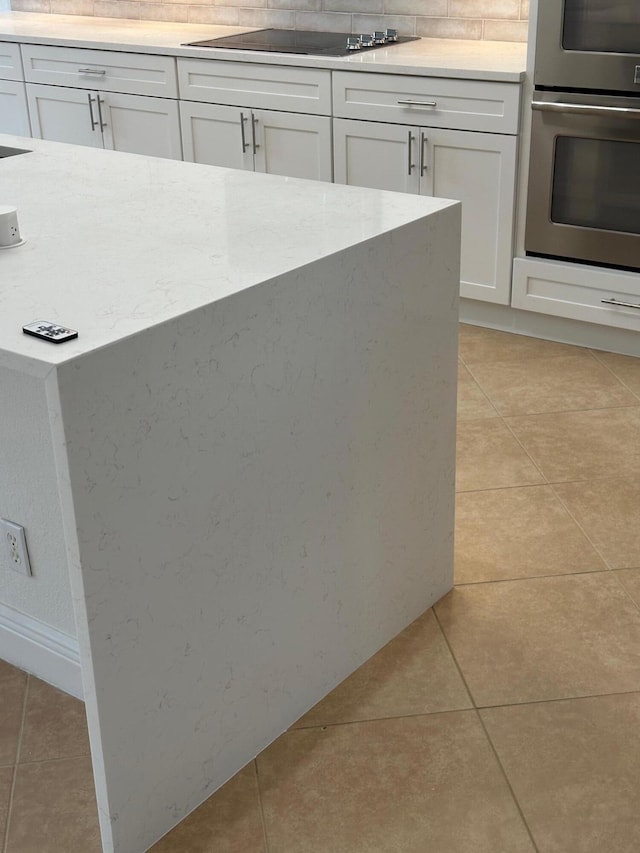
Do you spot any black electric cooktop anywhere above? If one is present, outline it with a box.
[183,29,419,57]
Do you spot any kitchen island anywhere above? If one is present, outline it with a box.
[0,134,460,852]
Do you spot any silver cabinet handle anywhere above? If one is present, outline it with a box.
[252,115,259,154]
[407,130,415,174]
[419,132,428,176]
[78,67,106,76]
[97,96,106,130]
[398,99,437,108]
[532,100,640,119]
[601,298,640,309]
[239,111,249,152]
[87,93,98,131]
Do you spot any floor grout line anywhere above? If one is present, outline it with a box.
[431,606,540,852]
[453,567,616,587]
[2,674,30,853]
[253,758,271,853]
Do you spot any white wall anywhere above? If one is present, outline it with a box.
[0,364,76,638]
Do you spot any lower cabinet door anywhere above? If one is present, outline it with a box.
[179,100,253,171]
[0,80,31,137]
[253,110,332,182]
[26,83,103,148]
[419,127,517,305]
[101,93,183,160]
[333,117,420,194]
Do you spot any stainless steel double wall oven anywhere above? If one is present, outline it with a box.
[526,0,640,271]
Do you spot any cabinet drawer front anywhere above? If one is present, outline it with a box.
[21,44,177,98]
[512,258,640,331]
[0,42,23,82]
[333,71,520,134]
[178,59,331,115]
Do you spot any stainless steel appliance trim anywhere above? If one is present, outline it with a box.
[532,101,640,119]
[87,93,98,131]
[534,0,640,93]
[525,89,640,270]
[601,298,640,309]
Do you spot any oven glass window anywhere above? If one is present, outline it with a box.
[551,137,640,235]
[563,0,640,53]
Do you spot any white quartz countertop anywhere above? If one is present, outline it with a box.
[0,12,526,81]
[0,133,456,373]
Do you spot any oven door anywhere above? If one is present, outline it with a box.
[525,91,640,271]
[535,0,640,93]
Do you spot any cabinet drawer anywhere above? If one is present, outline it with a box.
[21,44,177,98]
[178,59,331,115]
[333,71,520,134]
[512,258,640,331]
[0,42,23,82]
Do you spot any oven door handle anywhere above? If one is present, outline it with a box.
[532,101,640,119]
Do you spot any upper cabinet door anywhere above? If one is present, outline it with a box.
[333,118,420,194]
[26,83,103,149]
[252,110,333,182]
[100,93,182,160]
[179,100,253,171]
[419,128,517,306]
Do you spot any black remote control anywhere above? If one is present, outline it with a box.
[23,321,78,344]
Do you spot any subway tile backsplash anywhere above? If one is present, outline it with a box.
[9,0,530,41]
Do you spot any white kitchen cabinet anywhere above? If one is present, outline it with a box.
[26,83,182,159]
[334,118,517,305]
[0,42,30,136]
[0,79,31,136]
[180,100,332,182]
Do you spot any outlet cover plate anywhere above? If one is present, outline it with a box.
[0,518,32,577]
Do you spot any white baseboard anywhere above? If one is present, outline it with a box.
[0,602,83,699]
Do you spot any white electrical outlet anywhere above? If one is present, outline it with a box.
[0,518,32,577]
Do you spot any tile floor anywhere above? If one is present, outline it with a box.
[2,323,640,852]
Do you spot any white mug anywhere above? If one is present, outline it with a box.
[0,205,23,248]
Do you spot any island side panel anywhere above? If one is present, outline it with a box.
[55,207,460,853]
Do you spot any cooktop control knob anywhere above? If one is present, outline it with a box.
[346,35,362,50]
[385,28,399,42]
[359,33,374,47]
[373,31,387,44]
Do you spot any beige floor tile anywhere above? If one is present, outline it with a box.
[455,485,605,584]
[505,407,640,482]
[456,418,544,492]
[6,756,101,853]
[457,364,497,421]
[553,478,640,569]
[613,569,640,608]
[149,764,266,853]
[481,693,640,853]
[435,573,640,706]
[591,350,640,398]
[0,765,13,842]
[20,677,91,763]
[468,352,636,416]
[293,610,471,728]
[0,661,27,767]
[459,324,586,365]
[258,711,535,853]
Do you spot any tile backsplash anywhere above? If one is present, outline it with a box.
[9,0,530,42]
